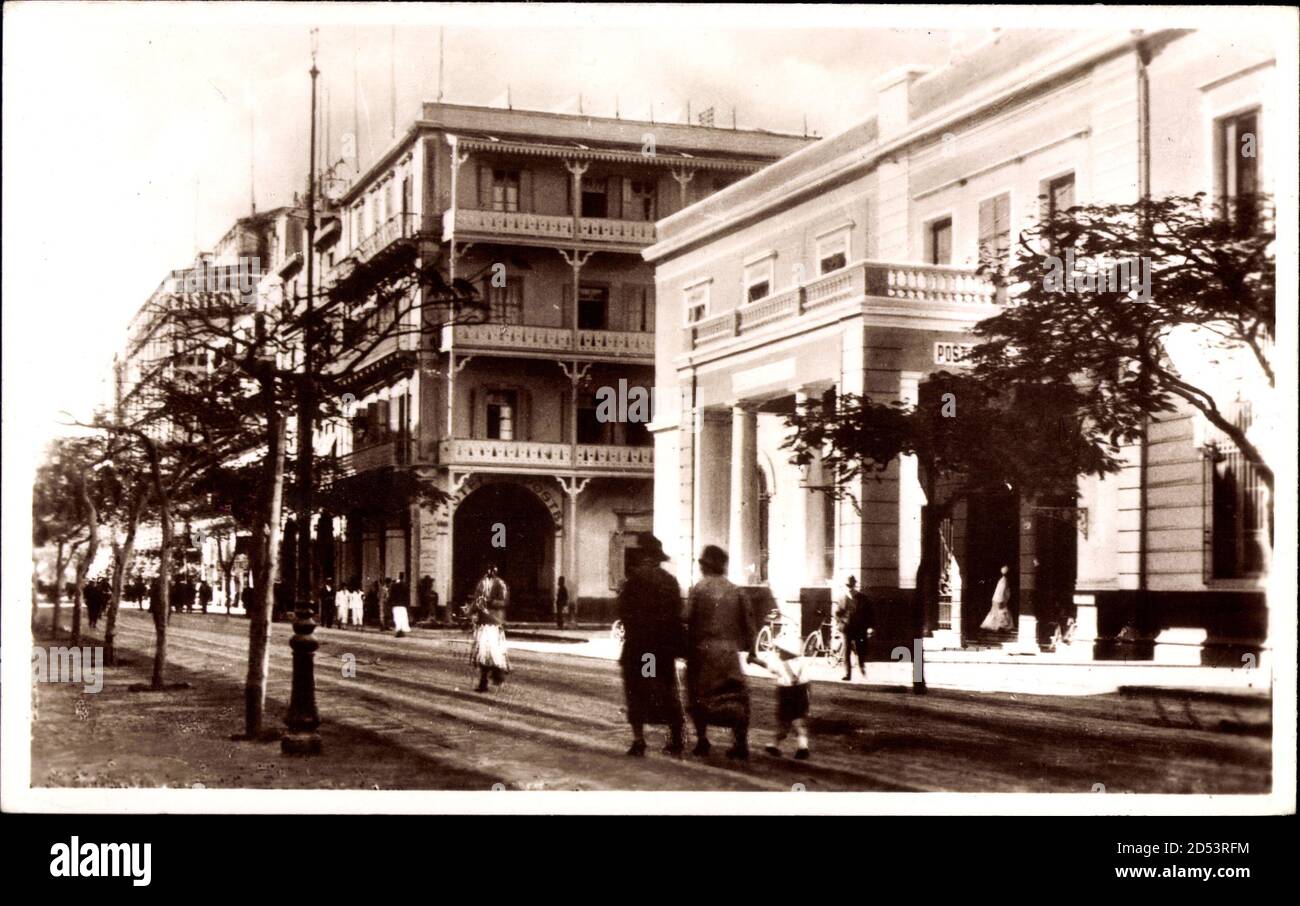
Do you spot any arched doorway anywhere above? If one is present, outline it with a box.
[453,481,556,620]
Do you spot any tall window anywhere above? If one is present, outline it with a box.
[1207,403,1270,579]
[1217,108,1260,228]
[578,284,609,330]
[487,277,524,324]
[581,178,609,218]
[978,193,1012,267]
[816,228,850,275]
[624,285,655,332]
[743,256,774,303]
[627,179,657,221]
[485,391,517,441]
[927,217,953,265]
[683,282,710,325]
[492,170,520,212]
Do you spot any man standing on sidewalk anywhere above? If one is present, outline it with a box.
[836,576,868,681]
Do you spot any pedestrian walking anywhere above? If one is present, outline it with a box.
[979,565,1015,633]
[350,579,365,628]
[391,573,411,637]
[684,545,755,760]
[836,576,868,681]
[617,535,686,758]
[469,567,510,692]
[750,632,812,760]
[418,574,435,623]
[241,583,255,616]
[321,578,337,628]
[377,578,392,631]
[199,579,213,614]
[555,576,569,629]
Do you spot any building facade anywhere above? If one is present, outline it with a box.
[321,103,810,619]
[644,29,1276,663]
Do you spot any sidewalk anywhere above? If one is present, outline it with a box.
[490,630,1271,699]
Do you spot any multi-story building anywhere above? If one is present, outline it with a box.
[644,28,1277,664]
[116,206,305,600]
[321,102,810,619]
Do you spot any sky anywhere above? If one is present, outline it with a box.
[3,2,993,450]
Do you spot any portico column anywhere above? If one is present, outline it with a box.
[728,404,760,584]
[796,391,827,585]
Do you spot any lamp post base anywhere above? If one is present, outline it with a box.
[281,605,323,756]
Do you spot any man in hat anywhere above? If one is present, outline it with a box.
[617,534,686,757]
[684,545,756,760]
[836,575,868,681]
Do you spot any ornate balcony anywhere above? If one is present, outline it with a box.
[686,260,997,350]
[441,322,654,361]
[337,438,414,476]
[444,208,656,253]
[438,438,653,475]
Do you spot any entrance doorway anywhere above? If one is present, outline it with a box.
[962,490,1020,640]
[453,481,555,619]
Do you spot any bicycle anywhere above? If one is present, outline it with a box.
[753,607,795,655]
[802,619,845,670]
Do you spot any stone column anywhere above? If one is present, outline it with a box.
[796,391,827,585]
[728,404,760,584]
[695,407,731,554]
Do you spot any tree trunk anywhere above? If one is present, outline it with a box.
[153,498,173,690]
[51,540,65,638]
[245,394,286,739]
[105,495,142,666]
[71,475,99,648]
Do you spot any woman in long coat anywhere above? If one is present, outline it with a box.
[618,534,685,757]
[684,545,756,760]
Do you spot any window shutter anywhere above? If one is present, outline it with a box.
[512,275,526,324]
[979,197,995,249]
[376,399,391,438]
[519,170,533,214]
[623,178,635,220]
[607,177,623,219]
[467,388,476,438]
[518,388,531,441]
[478,165,493,209]
[609,532,626,591]
[644,286,656,332]
[623,284,646,332]
[561,283,573,329]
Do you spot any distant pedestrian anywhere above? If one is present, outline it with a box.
[836,576,868,681]
[555,576,569,629]
[418,574,435,623]
[980,565,1015,633]
[241,583,255,616]
[470,568,510,692]
[377,578,391,631]
[684,545,755,760]
[320,578,337,628]
[349,578,365,628]
[750,632,812,760]
[617,536,685,757]
[391,573,410,637]
[199,579,213,614]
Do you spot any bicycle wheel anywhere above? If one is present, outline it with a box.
[802,630,823,659]
[828,632,844,669]
[754,625,773,654]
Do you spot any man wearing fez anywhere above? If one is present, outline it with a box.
[617,534,686,757]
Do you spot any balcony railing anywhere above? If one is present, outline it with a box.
[439,438,653,473]
[337,438,413,476]
[441,322,654,359]
[444,208,656,249]
[351,212,427,265]
[687,261,997,349]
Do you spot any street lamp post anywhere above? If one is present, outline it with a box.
[283,29,323,755]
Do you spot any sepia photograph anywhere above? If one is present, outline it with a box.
[2,1,1295,840]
